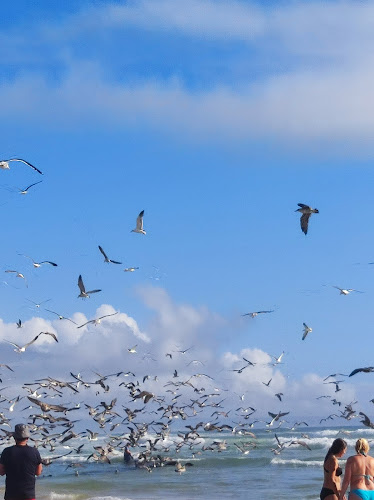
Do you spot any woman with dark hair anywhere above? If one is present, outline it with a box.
[320,438,348,500]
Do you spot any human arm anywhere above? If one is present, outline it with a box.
[0,464,5,476]
[339,458,351,500]
[35,448,43,476]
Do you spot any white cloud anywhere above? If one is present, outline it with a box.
[2,61,374,149]
[1,2,374,149]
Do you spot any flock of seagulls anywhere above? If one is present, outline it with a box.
[0,161,373,478]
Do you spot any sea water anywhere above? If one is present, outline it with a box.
[1,426,372,500]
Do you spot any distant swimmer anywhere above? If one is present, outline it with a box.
[123,446,133,464]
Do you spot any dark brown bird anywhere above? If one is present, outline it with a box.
[295,203,319,234]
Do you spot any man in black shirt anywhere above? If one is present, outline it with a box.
[0,423,42,500]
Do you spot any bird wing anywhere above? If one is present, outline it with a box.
[0,364,13,372]
[77,320,92,328]
[349,367,374,377]
[300,213,311,234]
[41,331,58,342]
[11,158,43,175]
[4,339,21,349]
[23,334,42,349]
[136,210,144,230]
[22,181,43,191]
[109,259,122,264]
[99,312,119,320]
[98,246,108,259]
[40,261,58,266]
[297,203,309,209]
[27,396,43,408]
[86,289,101,294]
[78,275,86,294]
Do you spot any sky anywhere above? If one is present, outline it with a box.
[0,0,374,425]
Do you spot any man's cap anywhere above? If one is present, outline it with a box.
[13,423,30,440]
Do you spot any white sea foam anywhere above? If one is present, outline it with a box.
[271,458,323,467]
[88,497,132,500]
[50,493,82,500]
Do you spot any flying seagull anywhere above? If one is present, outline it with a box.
[45,309,77,325]
[77,311,119,328]
[295,203,319,235]
[19,254,57,268]
[4,270,27,287]
[26,298,51,309]
[128,345,137,353]
[124,267,139,272]
[242,310,274,318]
[359,412,374,429]
[0,158,43,175]
[131,210,146,235]
[98,246,122,264]
[333,286,363,295]
[77,275,101,298]
[302,323,312,340]
[349,367,374,377]
[4,331,58,353]
[18,181,43,195]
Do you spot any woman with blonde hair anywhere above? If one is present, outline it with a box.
[339,438,374,500]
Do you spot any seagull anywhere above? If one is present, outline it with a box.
[332,286,363,295]
[45,309,77,325]
[4,331,58,353]
[19,255,58,268]
[242,310,274,318]
[131,210,146,235]
[133,390,154,403]
[77,311,118,328]
[26,298,51,309]
[18,181,43,195]
[359,412,374,429]
[77,275,101,298]
[4,270,27,287]
[349,367,374,377]
[16,319,22,329]
[262,378,272,387]
[0,158,43,175]
[270,351,285,365]
[295,203,319,234]
[288,440,311,451]
[267,411,290,426]
[124,267,139,272]
[98,246,122,264]
[128,345,137,354]
[302,323,312,340]
[234,443,250,455]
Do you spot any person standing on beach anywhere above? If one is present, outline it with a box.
[320,438,347,500]
[0,423,43,500]
[339,438,374,500]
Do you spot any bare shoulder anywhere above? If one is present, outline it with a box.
[326,455,338,469]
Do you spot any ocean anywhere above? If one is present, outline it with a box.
[1,425,372,500]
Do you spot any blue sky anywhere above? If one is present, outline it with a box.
[1,0,374,421]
